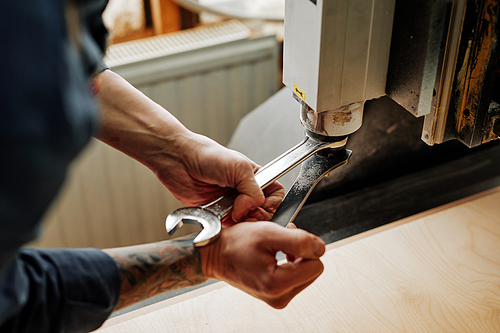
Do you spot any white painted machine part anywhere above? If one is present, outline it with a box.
[283,0,396,136]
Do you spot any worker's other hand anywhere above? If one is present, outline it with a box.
[154,132,285,222]
[199,222,325,309]
[94,70,283,222]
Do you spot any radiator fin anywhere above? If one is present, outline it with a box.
[105,20,251,67]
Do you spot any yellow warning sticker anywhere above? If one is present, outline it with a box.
[293,84,306,101]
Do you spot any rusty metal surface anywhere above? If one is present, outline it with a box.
[421,1,468,146]
[387,0,500,148]
[445,0,500,147]
[493,112,500,137]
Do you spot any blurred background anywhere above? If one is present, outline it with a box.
[34,0,287,249]
[34,0,500,252]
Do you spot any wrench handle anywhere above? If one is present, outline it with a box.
[201,189,240,220]
[201,136,346,220]
[254,136,333,189]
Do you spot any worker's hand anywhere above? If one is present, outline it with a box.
[199,222,326,309]
[221,178,284,227]
[94,70,284,222]
[153,132,285,223]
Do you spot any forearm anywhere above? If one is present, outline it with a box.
[93,69,200,170]
[93,69,268,219]
[103,237,207,311]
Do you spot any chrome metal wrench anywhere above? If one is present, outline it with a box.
[165,135,349,247]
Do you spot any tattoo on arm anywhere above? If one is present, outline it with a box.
[104,236,207,310]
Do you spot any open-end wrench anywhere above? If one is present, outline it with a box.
[165,135,351,247]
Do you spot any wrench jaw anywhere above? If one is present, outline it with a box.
[165,207,222,247]
[165,134,350,246]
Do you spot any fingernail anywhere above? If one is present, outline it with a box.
[314,238,325,257]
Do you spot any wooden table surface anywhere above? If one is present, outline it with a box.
[98,188,500,332]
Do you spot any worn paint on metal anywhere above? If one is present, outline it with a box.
[453,0,499,146]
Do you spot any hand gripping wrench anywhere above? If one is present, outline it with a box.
[165,134,352,247]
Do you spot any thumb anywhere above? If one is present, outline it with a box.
[266,224,325,259]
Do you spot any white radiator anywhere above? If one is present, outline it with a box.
[35,20,280,249]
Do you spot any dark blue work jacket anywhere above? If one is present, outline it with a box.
[0,1,121,331]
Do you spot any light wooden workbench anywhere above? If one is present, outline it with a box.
[98,188,500,332]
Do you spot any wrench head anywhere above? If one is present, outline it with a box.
[165,207,222,247]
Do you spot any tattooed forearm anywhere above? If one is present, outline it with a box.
[103,236,207,310]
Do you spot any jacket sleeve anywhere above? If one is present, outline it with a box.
[0,248,121,333]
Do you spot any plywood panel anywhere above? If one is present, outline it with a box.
[98,188,500,333]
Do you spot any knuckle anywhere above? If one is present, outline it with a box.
[235,157,253,175]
